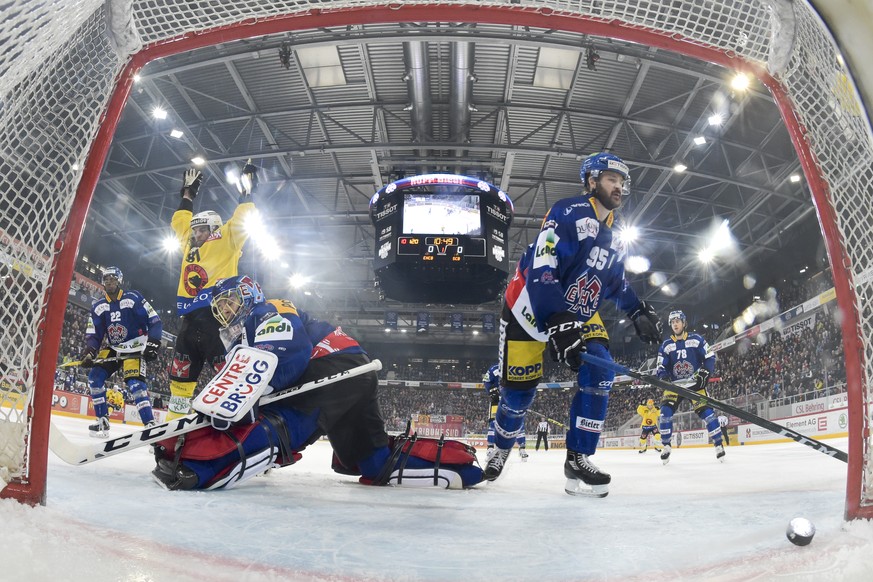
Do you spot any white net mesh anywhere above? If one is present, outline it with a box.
[0,0,870,513]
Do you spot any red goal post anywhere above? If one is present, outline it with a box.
[1,1,870,518]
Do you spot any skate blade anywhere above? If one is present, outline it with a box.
[89,431,108,439]
[564,478,608,498]
[661,456,670,465]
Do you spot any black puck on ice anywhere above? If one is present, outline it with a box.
[786,517,815,546]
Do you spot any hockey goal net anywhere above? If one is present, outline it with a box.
[1,0,871,517]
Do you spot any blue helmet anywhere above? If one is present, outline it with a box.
[210,275,265,328]
[579,152,631,195]
[101,266,123,284]
[668,310,686,325]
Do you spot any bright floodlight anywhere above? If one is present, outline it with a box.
[708,114,724,126]
[710,219,733,252]
[191,156,205,166]
[289,273,309,288]
[162,236,180,252]
[730,73,750,91]
[152,106,168,120]
[625,255,651,274]
[244,210,280,259]
[674,163,688,173]
[693,136,707,145]
[698,247,715,264]
[618,225,639,244]
[170,129,184,139]
[789,174,802,183]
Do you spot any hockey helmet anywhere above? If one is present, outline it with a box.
[190,210,223,233]
[211,275,265,328]
[579,152,631,195]
[668,310,686,325]
[646,398,655,407]
[101,266,123,284]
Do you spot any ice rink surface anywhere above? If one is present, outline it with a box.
[4,415,873,582]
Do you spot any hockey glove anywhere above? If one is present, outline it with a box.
[693,368,711,392]
[237,158,258,197]
[628,301,662,344]
[143,339,161,361]
[79,347,97,368]
[180,168,203,199]
[546,312,587,371]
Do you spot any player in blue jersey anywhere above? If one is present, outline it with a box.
[484,363,527,460]
[485,152,662,497]
[80,266,162,437]
[656,310,724,464]
[152,275,483,490]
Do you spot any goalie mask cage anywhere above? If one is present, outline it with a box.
[1,0,871,517]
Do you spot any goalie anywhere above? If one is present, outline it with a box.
[152,275,484,491]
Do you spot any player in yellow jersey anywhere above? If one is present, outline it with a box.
[636,398,662,453]
[166,161,259,419]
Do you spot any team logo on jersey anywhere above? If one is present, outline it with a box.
[563,273,603,319]
[575,217,599,241]
[107,323,127,344]
[532,229,559,269]
[171,355,192,378]
[183,264,209,296]
[672,360,694,379]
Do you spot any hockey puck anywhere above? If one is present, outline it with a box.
[786,517,815,546]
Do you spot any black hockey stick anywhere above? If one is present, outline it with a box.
[49,359,382,465]
[579,352,848,463]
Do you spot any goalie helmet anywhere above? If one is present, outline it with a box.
[579,152,631,196]
[211,275,265,328]
[101,266,123,284]
[190,210,222,233]
[668,310,686,325]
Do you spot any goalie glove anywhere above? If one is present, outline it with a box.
[180,168,203,199]
[546,311,587,371]
[628,301,662,344]
[693,368,711,392]
[237,158,258,197]
[143,339,161,361]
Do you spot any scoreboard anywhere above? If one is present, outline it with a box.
[369,174,513,303]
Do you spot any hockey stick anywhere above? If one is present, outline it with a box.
[49,359,382,465]
[527,409,569,429]
[58,356,128,368]
[579,352,848,463]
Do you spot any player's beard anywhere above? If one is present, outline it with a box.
[593,181,623,211]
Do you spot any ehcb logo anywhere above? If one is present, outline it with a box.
[491,244,505,263]
[379,241,391,259]
[563,273,602,319]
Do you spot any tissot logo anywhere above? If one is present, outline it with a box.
[486,205,509,223]
[374,203,398,220]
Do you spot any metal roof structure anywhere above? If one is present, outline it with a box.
[79,22,821,346]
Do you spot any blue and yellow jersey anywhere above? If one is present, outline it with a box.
[85,289,162,352]
[655,332,715,381]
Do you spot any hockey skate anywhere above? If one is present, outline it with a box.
[88,416,110,438]
[564,450,610,498]
[519,449,529,462]
[660,444,672,465]
[483,447,511,481]
[715,444,726,462]
[638,447,647,454]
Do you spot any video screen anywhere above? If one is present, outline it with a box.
[402,193,482,236]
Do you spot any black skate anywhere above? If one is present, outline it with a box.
[564,450,610,497]
[660,444,672,465]
[483,447,511,481]
[638,447,647,454]
[88,416,110,438]
[715,444,726,462]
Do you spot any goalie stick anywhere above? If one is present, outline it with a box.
[49,359,382,466]
[579,352,848,463]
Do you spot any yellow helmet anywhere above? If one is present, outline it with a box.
[646,398,655,407]
[107,388,124,411]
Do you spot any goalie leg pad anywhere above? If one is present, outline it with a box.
[363,435,484,489]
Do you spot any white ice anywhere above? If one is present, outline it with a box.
[4,415,873,582]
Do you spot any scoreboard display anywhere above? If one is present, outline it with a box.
[369,174,513,303]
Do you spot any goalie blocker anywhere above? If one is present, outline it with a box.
[153,352,483,490]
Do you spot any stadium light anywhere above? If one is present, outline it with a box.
[170,129,184,139]
[789,174,802,183]
[191,156,205,166]
[152,106,168,120]
[698,247,715,264]
[730,72,750,91]
[693,136,707,146]
[708,114,724,126]
[162,236,180,253]
[617,225,639,244]
[625,255,650,274]
[289,273,309,288]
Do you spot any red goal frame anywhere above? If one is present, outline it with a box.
[6,4,866,519]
